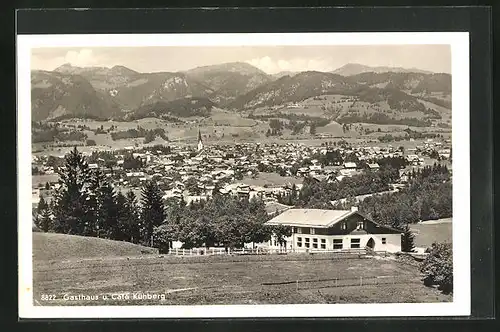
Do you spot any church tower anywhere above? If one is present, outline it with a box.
[197,129,204,152]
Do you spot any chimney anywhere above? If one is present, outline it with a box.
[351,206,358,212]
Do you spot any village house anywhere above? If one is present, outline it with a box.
[264,207,402,252]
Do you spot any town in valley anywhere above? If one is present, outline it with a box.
[30,45,454,305]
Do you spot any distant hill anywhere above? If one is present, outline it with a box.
[107,72,215,110]
[31,70,122,121]
[271,71,298,79]
[33,232,158,261]
[332,63,434,76]
[185,62,272,105]
[54,63,139,90]
[229,70,451,111]
[32,66,216,120]
[228,71,350,110]
[32,62,451,123]
[127,97,216,121]
[347,72,451,94]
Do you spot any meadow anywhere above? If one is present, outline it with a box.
[32,232,451,306]
[410,219,452,248]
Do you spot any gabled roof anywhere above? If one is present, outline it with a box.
[265,208,403,233]
[265,208,355,228]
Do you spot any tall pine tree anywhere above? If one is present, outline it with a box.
[140,181,165,247]
[88,168,107,236]
[96,181,120,239]
[125,191,141,244]
[52,147,94,235]
[35,196,52,232]
[401,224,416,252]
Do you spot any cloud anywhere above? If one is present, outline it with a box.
[246,56,332,74]
[31,48,111,70]
[63,49,98,67]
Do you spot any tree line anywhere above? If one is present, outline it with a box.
[277,167,399,209]
[332,164,452,228]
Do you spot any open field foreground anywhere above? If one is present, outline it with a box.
[33,234,451,306]
[33,232,158,261]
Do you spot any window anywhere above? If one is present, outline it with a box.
[357,221,364,229]
[297,228,302,234]
[321,239,326,244]
[320,244,326,249]
[313,243,318,249]
[341,222,347,230]
[382,238,387,244]
[310,228,316,235]
[313,238,318,243]
[297,237,302,242]
[305,242,310,248]
[350,238,361,249]
[297,237,302,247]
[333,238,343,249]
[305,238,310,243]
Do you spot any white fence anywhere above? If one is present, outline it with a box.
[166,247,382,257]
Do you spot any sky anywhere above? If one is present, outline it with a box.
[31,45,451,74]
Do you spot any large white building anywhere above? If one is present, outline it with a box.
[265,207,403,253]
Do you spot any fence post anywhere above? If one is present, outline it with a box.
[190,249,193,255]
[175,248,178,255]
[182,248,185,256]
[296,280,299,291]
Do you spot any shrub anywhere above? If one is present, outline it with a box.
[86,139,97,146]
[420,242,453,294]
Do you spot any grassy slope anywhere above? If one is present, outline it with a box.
[410,219,452,248]
[33,232,158,262]
[33,254,451,305]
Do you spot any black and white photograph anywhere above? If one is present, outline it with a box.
[17,32,470,318]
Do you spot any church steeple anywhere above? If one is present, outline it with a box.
[197,129,204,152]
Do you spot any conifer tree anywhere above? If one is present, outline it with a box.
[88,168,108,236]
[401,224,416,252]
[125,190,141,243]
[96,181,119,239]
[140,181,165,246]
[51,147,94,235]
[36,196,52,232]
[115,191,129,241]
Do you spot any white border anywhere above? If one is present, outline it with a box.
[17,32,470,318]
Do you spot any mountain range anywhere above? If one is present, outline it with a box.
[31,62,451,122]
[331,63,433,76]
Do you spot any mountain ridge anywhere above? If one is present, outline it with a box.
[332,63,434,76]
[31,62,451,122]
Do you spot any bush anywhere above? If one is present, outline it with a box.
[86,139,97,146]
[420,242,453,294]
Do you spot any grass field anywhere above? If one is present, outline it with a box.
[33,232,157,262]
[241,172,303,187]
[410,219,452,249]
[32,233,451,306]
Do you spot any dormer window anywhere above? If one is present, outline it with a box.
[341,222,347,230]
[357,221,364,229]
